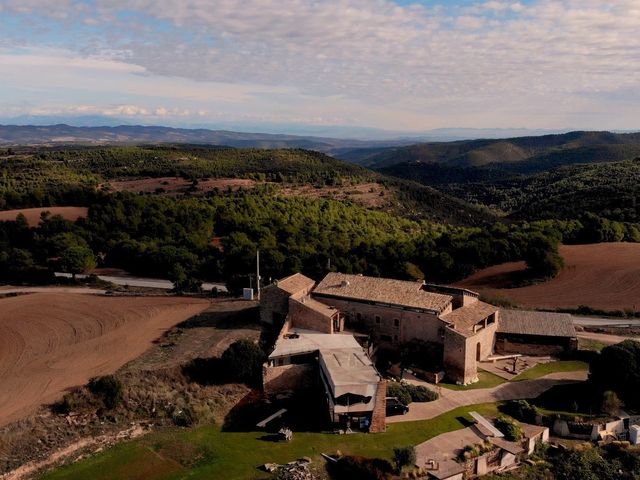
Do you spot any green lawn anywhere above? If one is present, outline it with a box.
[40,403,500,480]
[511,360,588,381]
[438,370,506,391]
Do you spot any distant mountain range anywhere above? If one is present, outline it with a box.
[0,123,413,151]
[0,120,579,146]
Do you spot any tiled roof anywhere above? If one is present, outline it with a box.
[440,301,498,336]
[274,273,316,295]
[292,295,337,318]
[313,272,452,313]
[498,310,576,338]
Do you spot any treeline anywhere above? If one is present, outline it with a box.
[1,192,569,289]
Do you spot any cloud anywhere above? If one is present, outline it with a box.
[0,0,639,129]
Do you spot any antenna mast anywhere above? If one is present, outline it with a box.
[256,249,261,298]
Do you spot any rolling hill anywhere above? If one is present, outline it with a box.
[0,145,494,226]
[342,131,640,172]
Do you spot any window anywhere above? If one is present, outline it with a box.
[393,335,398,342]
[393,318,400,328]
[375,315,381,324]
[380,334,392,342]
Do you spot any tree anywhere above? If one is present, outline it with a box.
[590,340,640,410]
[602,390,623,416]
[59,245,96,279]
[524,233,564,279]
[393,446,416,472]
[221,339,265,386]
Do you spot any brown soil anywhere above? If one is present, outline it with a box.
[103,177,256,195]
[457,243,640,311]
[0,207,88,226]
[0,293,209,427]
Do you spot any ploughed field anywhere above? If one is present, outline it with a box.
[0,206,88,226]
[0,293,209,427]
[457,243,640,311]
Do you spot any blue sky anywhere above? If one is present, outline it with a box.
[0,0,638,133]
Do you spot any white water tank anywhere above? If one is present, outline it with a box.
[243,288,254,300]
[630,425,640,445]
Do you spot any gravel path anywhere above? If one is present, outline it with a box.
[387,370,588,423]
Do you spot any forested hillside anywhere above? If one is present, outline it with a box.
[0,146,493,226]
[342,131,640,170]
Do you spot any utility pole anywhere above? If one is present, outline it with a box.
[256,249,261,298]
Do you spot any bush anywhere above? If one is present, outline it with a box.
[387,383,412,406]
[328,455,393,480]
[501,399,539,423]
[494,415,523,441]
[405,384,438,402]
[221,339,265,387]
[387,382,438,406]
[393,446,416,471]
[88,375,123,410]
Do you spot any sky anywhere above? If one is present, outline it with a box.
[0,0,639,134]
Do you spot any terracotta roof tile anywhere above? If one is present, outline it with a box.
[274,273,316,295]
[440,301,498,335]
[313,272,452,313]
[498,310,576,338]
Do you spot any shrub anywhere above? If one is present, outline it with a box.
[387,382,438,405]
[328,455,393,480]
[221,339,265,387]
[494,415,523,441]
[88,375,123,410]
[405,384,438,402]
[393,446,416,471]
[387,383,412,406]
[602,390,623,416]
[501,399,539,423]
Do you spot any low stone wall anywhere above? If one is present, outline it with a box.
[369,380,387,433]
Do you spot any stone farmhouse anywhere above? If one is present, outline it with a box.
[261,271,577,431]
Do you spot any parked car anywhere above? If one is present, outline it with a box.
[386,397,409,416]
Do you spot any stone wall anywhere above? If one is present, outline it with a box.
[443,321,497,384]
[289,297,333,333]
[260,285,291,324]
[369,380,387,433]
[495,334,575,356]
[263,363,315,396]
[312,296,444,344]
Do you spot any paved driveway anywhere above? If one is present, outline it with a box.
[387,370,588,423]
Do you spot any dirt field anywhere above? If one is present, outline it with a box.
[457,243,640,311]
[103,177,256,195]
[0,293,209,427]
[0,207,88,226]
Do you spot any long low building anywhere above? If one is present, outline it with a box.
[264,329,386,432]
[496,310,578,355]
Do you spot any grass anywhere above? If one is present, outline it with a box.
[439,370,506,391]
[578,338,609,352]
[511,360,588,382]
[40,403,500,480]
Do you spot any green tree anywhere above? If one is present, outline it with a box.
[59,245,96,279]
[393,446,416,472]
[221,339,265,386]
